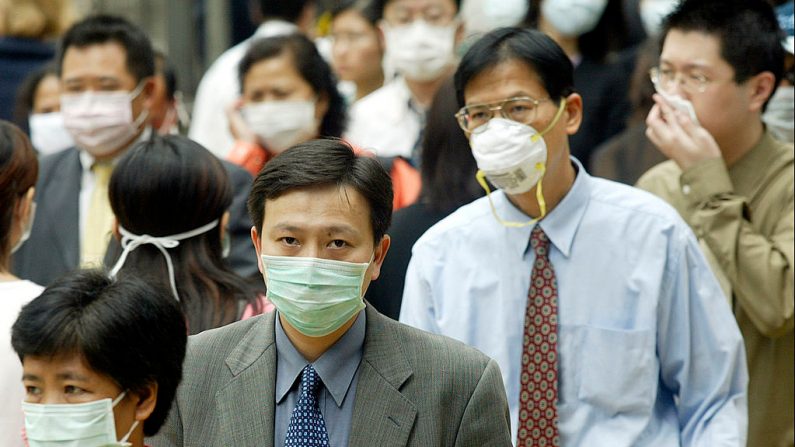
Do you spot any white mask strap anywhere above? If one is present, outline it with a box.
[109,219,220,300]
[119,419,139,445]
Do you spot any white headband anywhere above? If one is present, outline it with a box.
[109,219,220,301]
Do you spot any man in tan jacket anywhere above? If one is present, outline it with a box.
[637,1,794,445]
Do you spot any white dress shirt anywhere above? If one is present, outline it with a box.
[400,159,748,446]
[344,77,423,159]
[188,20,298,157]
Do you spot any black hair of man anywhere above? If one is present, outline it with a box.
[57,14,155,83]
[662,0,785,97]
[247,139,393,244]
[11,269,187,437]
[454,27,575,108]
[260,0,313,23]
[238,33,347,138]
[331,0,380,25]
[369,0,461,21]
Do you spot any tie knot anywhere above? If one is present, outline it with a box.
[92,162,114,183]
[530,226,549,252]
[300,365,322,397]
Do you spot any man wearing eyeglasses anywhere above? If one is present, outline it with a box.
[400,27,748,446]
[636,1,794,446]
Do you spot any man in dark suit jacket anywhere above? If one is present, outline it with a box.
[150,140,512,446]
[12,15,258,285]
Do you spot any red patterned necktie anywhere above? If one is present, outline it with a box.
[517,226,560,447]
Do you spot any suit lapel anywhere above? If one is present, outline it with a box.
[47,149,82,269]
[216,313,277,446]
[349,306,417,447]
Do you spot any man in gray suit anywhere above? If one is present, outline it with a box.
[12,15,258,285]
[149,140,512,446]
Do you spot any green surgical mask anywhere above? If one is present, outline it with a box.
[260,254,371,337]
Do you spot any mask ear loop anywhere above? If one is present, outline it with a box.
[474,98,566,227]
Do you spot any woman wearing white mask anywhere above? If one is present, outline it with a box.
[226,33,346,177]
[11,269,187,447]
[0,121,42,447]
[330,0,386,104]
[14,64,75,156]
[524,0,634,170]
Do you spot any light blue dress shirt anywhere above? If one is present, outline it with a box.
[400,160,748,446]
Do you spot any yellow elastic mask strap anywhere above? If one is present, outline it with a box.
[476,167,547,228]
[530,97,567,143]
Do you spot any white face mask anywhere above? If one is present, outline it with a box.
[763,85,794,144]
[462,0,529,35]
[22,391,139,447]
[11,201,35,254]
[639,0,679,37]
[61,83,148,157]
[541,0,608,37]
[469,99,566,227]
[241,100,319,154]
[381,20,457,82]
[28,112,75,155]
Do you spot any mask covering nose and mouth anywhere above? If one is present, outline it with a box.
[469,98,567,227]
[260,254,374,337]
[22,391,139,447]
[381,20,458,82]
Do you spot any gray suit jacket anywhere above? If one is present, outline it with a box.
[12,147,258,285]
[149,306,512,446]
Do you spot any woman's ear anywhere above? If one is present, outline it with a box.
[133,382,158,422]
[220,211,230,237]
[112,218,121,241]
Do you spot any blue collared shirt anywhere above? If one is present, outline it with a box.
[400,160,748,446]
[274,310,365,446]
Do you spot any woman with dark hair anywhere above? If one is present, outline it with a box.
[524,0,634,170]
[14,63,74,155]
[365,77,483,319]
[226,33,347,176]
[108,134,268,335]
[330,0,385,103]
[0,120,41,447]
[12,270,187,447]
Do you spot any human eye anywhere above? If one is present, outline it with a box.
[468,106,490,121]
[327,239,349,249]
[279,237,300,247]
[64,385,87,395]
[25,385,42,396]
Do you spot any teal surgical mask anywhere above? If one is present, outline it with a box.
[22,391,139,447]
[260,254,372,337]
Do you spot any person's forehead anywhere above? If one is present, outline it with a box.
[61,41,136,83]
[464,59,547,105]
[385,0,457,13]
[263,184,372,232]
[661,29,726,68]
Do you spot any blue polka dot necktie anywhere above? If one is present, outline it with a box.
[517,226,560,447]
[285,365,330,447]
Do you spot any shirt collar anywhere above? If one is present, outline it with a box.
[78,126,153,172]
[275,309,366,407]
[496,157,591,259]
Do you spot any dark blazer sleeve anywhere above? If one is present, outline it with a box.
[220,160,259,278]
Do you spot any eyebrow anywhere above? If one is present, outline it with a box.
[659,59,713,71]
[272,223,360,237]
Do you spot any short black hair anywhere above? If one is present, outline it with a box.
[247,139,392,244]
[57,15,155,83]
[260,0,313,22]
[239,34,346,138]
[13,63,59,130]
[331,0,380,25]
[370,0,461,20]
[662,0,784,92]
[454,27,575,107]
[11,270,187,437]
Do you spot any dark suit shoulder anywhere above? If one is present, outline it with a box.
[37,147,80,183]
[187,313,272,361]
